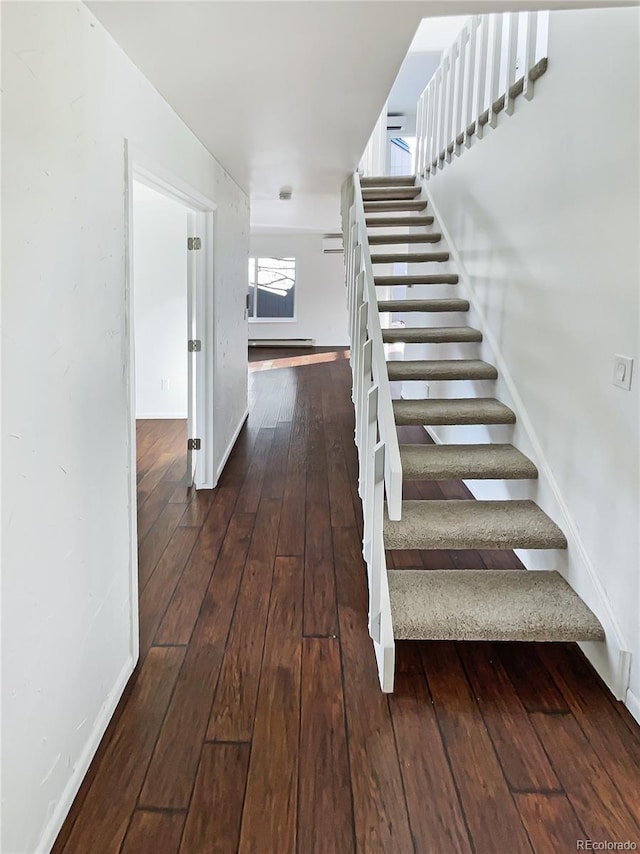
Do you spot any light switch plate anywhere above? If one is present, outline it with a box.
[613,355,633,391]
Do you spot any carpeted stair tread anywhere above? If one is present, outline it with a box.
[371,251,449,264]
[375,274,458,285]
[400,443,538,480]
[382,326,482,344]
[369,233,442,245]
[387,359,497,381]
[360,175,416,187]
[384,500,567,550]
[362,187,421,201]
[366,216,434,227]
[393,397,515,425]
[364,200,428,212]
[378,298,468,313]
[388,570,604,641]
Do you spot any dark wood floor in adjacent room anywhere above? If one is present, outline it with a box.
[54,347,640,854]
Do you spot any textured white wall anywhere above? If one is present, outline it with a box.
[249,233,349,346]
[1,4,249,852]
[413,7,639,712]
[133,183,189,418]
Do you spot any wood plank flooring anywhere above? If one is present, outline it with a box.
[54,347,640,854]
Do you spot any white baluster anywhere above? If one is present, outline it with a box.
[445,41,458,162]
[465,16,479,148]
[438,57,449,169]
[432,68,442,169]
[489,14,503,128]
[426,80,436,173]
[414,93,424,176]
[421,88,430,177]
[353,289,367,452]
[369,440,385,642]
[359,341,374,505]
[362,382,377,563]
[523,11,538,101]
[503,12,519,116]
[475,16,489,140]
[454,29,468,156]
[348,238,360,357]
[429,80,437,173]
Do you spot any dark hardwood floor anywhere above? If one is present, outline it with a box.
[54,347,640,853]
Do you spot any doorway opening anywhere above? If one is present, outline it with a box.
[125,149,217,664]
[133,180,191,491]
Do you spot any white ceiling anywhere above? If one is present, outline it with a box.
[88,0,632,230]
[88,1,434,204]
[387,16,470,132]
[408,15,470,53]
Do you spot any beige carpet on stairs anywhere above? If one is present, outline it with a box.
[388,569,605,641]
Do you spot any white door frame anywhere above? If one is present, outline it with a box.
[124,140,217,662]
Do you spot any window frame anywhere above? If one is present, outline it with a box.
[247,255,297,323]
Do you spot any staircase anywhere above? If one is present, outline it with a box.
[342,172,604,691]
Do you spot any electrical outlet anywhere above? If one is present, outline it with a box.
[161,378,170,391]
[613,355,633,391]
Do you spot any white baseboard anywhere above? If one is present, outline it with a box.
[625,687,640,725]
[37,655,135,854]
[136,412,187,420]
[213,407,249,486]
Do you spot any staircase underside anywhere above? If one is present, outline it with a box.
[388,570,605,642]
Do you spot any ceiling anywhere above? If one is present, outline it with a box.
[387,17,470,135]
[88,1,434,204]
[88,0,631,230]
[408,14,470,52]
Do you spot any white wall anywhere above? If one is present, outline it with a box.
[133,182,188,419]
[249,233,349,346]
[1,4,249,853]
[415,7,639,712]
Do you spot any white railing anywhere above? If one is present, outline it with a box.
[341,171,400,691]
[415,11,549,177]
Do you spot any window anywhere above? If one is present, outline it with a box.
[248,257,296,321]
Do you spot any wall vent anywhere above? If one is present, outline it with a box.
[322,234,344,254]
[387,114,407,132]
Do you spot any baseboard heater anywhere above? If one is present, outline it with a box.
[248,338,315,347]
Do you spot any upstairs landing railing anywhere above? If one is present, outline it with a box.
[415,11,549,177]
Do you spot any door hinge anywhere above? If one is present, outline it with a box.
[187,237,202,250]
[187,438,201,451]
[188,339,202,352]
